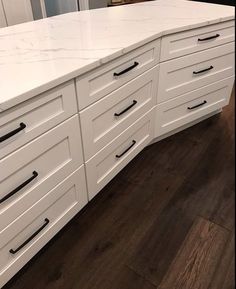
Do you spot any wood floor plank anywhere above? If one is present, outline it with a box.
[159,217,230,289]
[92,266,156,289]
[127,202,194,286]
[221,257,235,289]
[208,233,235,289]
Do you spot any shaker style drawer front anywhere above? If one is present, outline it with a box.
[155,76,234,137]
[0,167,88,289]
[86,109,154,200]
[0,115,83,232]
[0,81,77,159]
[80,66,159,160]
[161,21,235,61]
[158,42,235,103]
[76,39,160,109]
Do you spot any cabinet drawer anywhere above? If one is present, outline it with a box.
[0,81,77,159]
[161,21,235,61]
[86,109,154,200]
[158,42,235,103]
[0,167,87,289]
[0,115,83,231]
[76,39,160,109]
[155,77,234,137]
[80,66,159,160]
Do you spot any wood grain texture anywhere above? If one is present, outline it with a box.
[209,233,235,289]
[159,217,230,289]
[3,90,234,289]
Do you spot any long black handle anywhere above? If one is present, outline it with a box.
[198,34,220,42]
[0,122,26,143]
[188,100,207,110]
[114,100,137,117]
[193,65,214,75]
[0,171,38,204]
[116,140,136,158]
[9,218,50,255]
[114,62,139,77]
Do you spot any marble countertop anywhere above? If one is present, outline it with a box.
[0,0,234,111]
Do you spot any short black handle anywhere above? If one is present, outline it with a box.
[198,34,220,42]
[116,140,136,158]
[0,122,26,143]
[9,218,50,255]
[188,100,207,110]
[0,171,38,204]
[193,65,214,75]
[114,62,139,77]
[114,100,138,117]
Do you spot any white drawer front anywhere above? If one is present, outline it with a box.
[76,40,160,109]
[155,77,234,137]
[0,81,78,159]
[80,66,159,161]
[0,115,83,231]
[161,21,235,61]
[86,109,154,200]
[158,42,235,103]
[0,167,87,289]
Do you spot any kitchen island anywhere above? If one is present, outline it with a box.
[0,0,235,287]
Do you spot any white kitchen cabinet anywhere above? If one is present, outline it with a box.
[0,0,94,27]
[0,0,7,27]
[80,66,159,160]
[158,42,235,103]
[76,39,160,109]
[160,21,235,61]
[2,0,33,26]
[86,109,155,200]
[0,0,234,287]
[0,80,77,159]
[0,166,88,288]
[155,76,235,137]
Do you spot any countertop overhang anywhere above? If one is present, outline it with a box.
[0,0,234,111]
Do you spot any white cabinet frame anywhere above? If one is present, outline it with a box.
[0,0,7,27]
[79,0,89,10]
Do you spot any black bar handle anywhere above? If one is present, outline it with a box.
[114,100,138,117]
[0,171,38,204]
[114,62,139,77]
[0,122,26,143]
[116,140,136,158]
[188,100,207,110]
[198,34,220,42]
[193,65,214,75]
[9,218,50,255]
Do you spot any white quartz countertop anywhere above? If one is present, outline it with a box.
[0,0,234,111]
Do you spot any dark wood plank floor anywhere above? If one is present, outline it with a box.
[3,89,235,289]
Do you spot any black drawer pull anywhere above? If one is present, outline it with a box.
[193,65,214,75]
[0,171,38,204]
[114,100,138,117]
[198,34,220,42]
[0,122,26,143]
[9,218,50,255]
[114,62,139,77]
[116,140,136,158]
[188,100,207,110]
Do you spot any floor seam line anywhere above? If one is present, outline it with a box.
[197,214,233,233]
[125,264,158,288]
